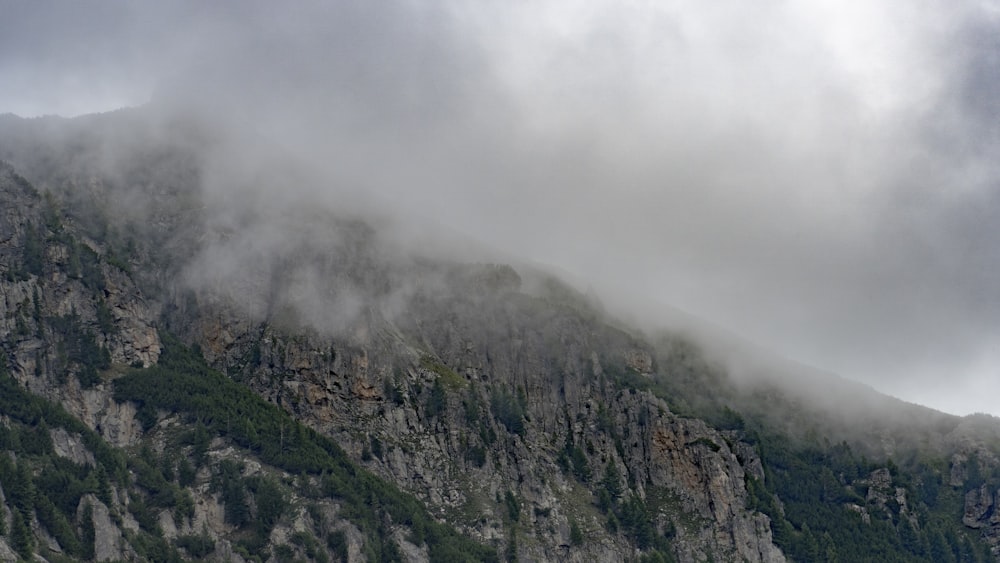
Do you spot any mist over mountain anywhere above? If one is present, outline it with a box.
[2,101,1000,562]
[5,0,1000,415]
[3,2,1000,562]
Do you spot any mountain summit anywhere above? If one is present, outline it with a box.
[0,110,998,562]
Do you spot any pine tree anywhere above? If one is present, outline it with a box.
[10,462,35,515]
[81,502,96,560]
[10,510,33,559]
[602,460,623,502]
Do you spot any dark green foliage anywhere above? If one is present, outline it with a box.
[81,502,96,560]
[464,389,483,425]
[478,415,497,447]
[504,490,521,523]
[425,379,448,419]
[78,244,106,291]
[0,365,140,561]
[36,494,83,556]
[9,460,36,515]
[618,496,658,550]
[490,388,526,436]
[568,445,590,482]
[177,456,197,487]
[290,530,322,560]
[176,530,216,558]
[569,517,584,546]
[95,298,117,335]
[601,460,623,503]
[273,543,296,563]
[327,530,349,562]
[247,474,287,536]
[128,497,159,534]
[130,531,184,563]
[35,456,94,516]
[49,312,111,389]
[505,530,517,562]
[20,418,54,456]
[21,221,46,277]
[114,332,498,562]
[464,442,487,467]
[558,420,591,482]
[181,423,211,467]
[966,454,984,490]
[10,510,34,559]
[715,406,745,431]
[742,431,994,563]
[214,459,250,527]
[14,308,30,338]
[173,489,195,523]
[383,377,405,406]
[595,402,616,436]
[160,453,175,482]
[131,450,188,512]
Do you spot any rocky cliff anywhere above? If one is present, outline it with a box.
[1,111,1000,562]
[0,147,785,561]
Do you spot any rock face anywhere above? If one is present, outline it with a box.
[168,257,787,562]
[958,450,1000,556]
[50,427,96,466]
[0,163,158,445]
[79,495,125,562]
[964,485,996,529]
[8,115,1000,562]
[0,158,786,561]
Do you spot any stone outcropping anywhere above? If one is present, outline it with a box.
[172,264,787,562]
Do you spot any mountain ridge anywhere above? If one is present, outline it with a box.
[0,110,999,561]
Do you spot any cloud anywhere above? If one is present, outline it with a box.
[3,0,1000,415]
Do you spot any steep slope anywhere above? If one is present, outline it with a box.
[2,110,1000,562]
[0,163,498,562]
[0,114,786,561]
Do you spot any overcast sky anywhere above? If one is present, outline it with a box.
[3,1,999,416]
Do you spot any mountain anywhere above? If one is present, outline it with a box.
[0,109,999,562]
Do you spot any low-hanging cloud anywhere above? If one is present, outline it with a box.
[3,0,1000,415]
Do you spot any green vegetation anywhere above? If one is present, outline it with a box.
[0,363,133,560]
[176,530,215,558]
[425,378,448,419]
[0,358,125,477]
[557,424,590,482]
[490,387,526,436]
[49,311,112,388]
[503,490,521,523]
[114,332,499,562]
[687,437,721,452]
[742,433,993,563]
[603,342,995,563]
[6,157,999,561]
[569,517,584,546]
[420,355,466,388]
